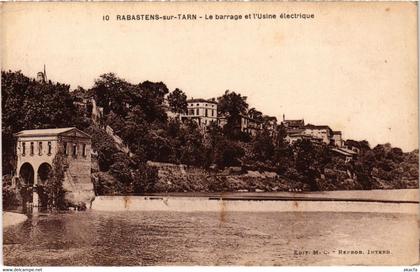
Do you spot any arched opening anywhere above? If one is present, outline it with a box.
[38,163,52,184]
[19,163,34,211]
[19,163,34,185]
[37,163,52,210]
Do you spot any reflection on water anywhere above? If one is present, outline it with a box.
[3,211,417,266]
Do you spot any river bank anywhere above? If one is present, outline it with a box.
[3,212,27,228]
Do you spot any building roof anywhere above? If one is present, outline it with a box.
[287,133,308,138]
[305,124,332,130]
[15,127,91,138]
[286,128,305,135]
[331,147,358,156]
[240,114,262,123]
[283,119,305,127]
[187,98,217,104]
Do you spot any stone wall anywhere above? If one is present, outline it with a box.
[63,148,95,207]
[148,161,294,193]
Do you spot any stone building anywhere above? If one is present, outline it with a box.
[332,131,343,147]
[282,114,305,130]
[240,115,262,136]
[302,124,333,145]
[181,98,218,128]
[15,127,94,211]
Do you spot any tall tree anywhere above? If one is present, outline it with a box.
[92,73,131,117]
[2,71,78,174]
[217,90,248,139]
[167,88,187,114]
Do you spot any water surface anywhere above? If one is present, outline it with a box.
[3,210,417,266]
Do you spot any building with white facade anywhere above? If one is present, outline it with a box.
[181,98,218,128]
[332,131,343,147]
[302,124,333,145]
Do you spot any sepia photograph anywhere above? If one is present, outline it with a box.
[1,1,419,268]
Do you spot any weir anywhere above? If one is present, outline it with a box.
[91,195,418,214]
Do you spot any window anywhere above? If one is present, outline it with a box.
[196,109,199,115]
[82,144,87,157]
[73,144,77,157]
[22,142,26,156]
[212,109,214,117]
[38,142,43,156]
[47,142,52,155]
[30,142,34,156]
[188,109,194,115]
[205,109,208,117]
[64,142,68,155]
[196,103,199,106]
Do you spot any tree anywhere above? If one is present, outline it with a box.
[92,73,131,117]
[133,81,169,122]
[167,88,187,114]
[217,90,248,139]
[252,128,275,162]
[2,71,80,174]
[45,150,68,210]
[293,139,331,191]
[178,121,206,167]
[214,139,245,168]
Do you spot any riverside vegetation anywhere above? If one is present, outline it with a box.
[2,71,418,208]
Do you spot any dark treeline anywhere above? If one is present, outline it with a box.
[2,71,418,198]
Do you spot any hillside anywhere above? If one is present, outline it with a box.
[2,70,418,203]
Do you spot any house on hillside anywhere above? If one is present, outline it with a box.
[332,131,343,147]
[285,132,324,145]
[282,114,305,129]
[240,114,262,136]
[181,98,218,129]
[262,116,278,137]
[303,124,333,145]
[331,147,358,163]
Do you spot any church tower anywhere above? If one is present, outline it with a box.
[36,65,47,83]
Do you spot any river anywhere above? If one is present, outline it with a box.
[3,190,419,266]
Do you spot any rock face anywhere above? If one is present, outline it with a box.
[149,161,293,192]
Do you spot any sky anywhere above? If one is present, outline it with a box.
[2,2,418,151]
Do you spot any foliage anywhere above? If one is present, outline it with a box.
[352,143,419,189]
[2,70,418,196]
[43,150,68,210]
[217,90,249,139]
[2,175,19,209]
[1,71,85,174]
[167,88,187,114]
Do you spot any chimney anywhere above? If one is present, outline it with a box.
[283,114,285,121]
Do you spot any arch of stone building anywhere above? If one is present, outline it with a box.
[19,162,35,186]
[37,162,53,186]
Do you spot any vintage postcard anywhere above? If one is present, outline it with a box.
[1,1,418,268]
